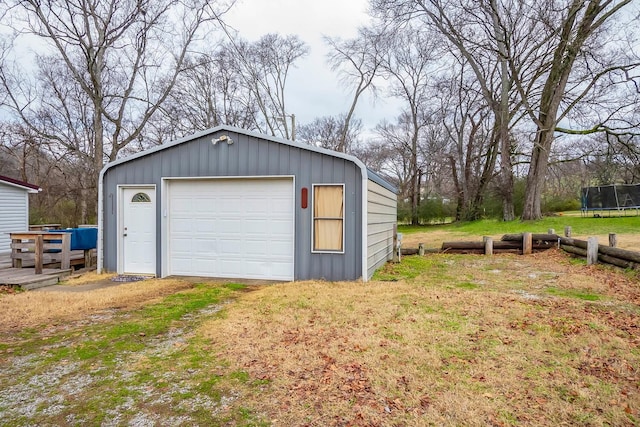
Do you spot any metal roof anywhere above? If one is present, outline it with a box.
[0,175,41,193]
[100,125,397,194]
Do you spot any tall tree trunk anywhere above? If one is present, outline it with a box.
[499,134,515,221]
[522,128,553,219]
[411,172,420,225]
[410,156,420,225]
[521,53,568,219]
[80,188,89,225]
[491,0,515,221]
[498,120,514,221]
[520,0,631,219]
[449,156,464,221]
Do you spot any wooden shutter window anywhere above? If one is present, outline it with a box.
[313,185,344,252]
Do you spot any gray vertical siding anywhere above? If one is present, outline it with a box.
[102,129,365,281]
[366,180,397,279]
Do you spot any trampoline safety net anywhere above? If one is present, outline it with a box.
[581,184,640,210]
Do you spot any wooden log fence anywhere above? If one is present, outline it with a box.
[501,233,559,242]
[484,236,493,256]
[558,236,640,269]
[441,240,553,251]
[399,229,640,271]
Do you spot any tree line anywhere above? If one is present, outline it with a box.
[1,0,638,226]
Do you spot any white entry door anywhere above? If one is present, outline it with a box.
[121,187,156,275]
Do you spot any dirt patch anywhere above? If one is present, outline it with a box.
[36,278,138,293]
[58,271,118,286]
[0,285,19,295]
[0,293,234,426]
[0,273,275,335]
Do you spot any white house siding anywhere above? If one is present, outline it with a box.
[0,183,29,254]
[366,179,397,279]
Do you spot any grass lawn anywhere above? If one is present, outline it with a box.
[0,247,639,425]
[399,214,640,251]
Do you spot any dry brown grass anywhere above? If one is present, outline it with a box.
[1,247,638,425]
[401,228,479,249]
[0,278,193,333]
[590,233,638,251]
[202,250,640,426]
[58,271,118,285]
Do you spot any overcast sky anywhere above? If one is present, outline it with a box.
[224,0,402,131]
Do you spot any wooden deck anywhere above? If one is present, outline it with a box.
[0,251,95,290]
[0,267,72,290]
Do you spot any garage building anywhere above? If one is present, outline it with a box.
[98,126,397,282]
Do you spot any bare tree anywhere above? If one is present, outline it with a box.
[297,114,362,152]
[543,142,590,212]
[377,24,441,224]
[374,116,417,203]
[218,32,309,140]
[582,134,640,185]
[371,0,524,220]
[350,138,395,176]
[147,46,259,144]
[0,0,233,222]
[515,0,638,219]
[0,123,89,226]
[371,0,639,220]
[437,69,499,221]
[325,28,385,152]
[146,33,308,144]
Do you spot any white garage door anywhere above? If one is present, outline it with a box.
[168,178,294,280]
